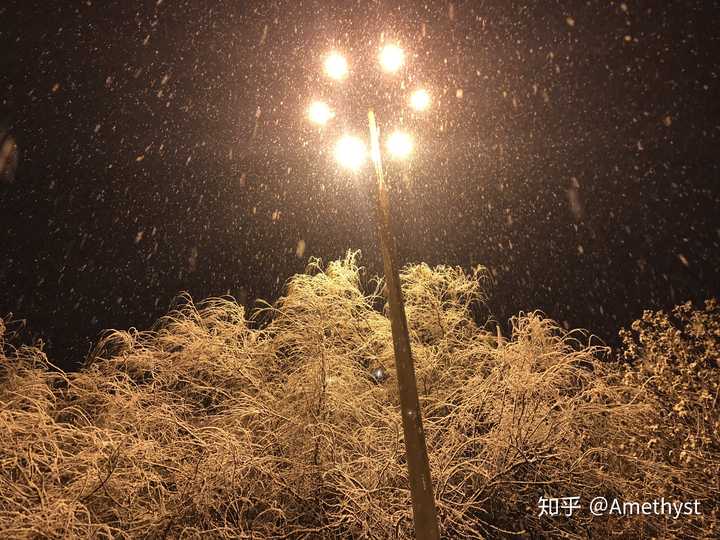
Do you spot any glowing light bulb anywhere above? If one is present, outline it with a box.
[386,131,413,160]
[379,44,404,73]
[324,52,348,80]
[410,89,431,111]
[307,101,334,125]
[335,135,367,170]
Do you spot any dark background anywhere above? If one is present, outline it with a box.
[1,1,718,370]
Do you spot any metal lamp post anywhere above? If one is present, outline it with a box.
[307,45,440,540]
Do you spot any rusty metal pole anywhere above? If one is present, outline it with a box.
[368,110,440,540]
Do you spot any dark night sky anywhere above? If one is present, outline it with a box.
[1,1,719,370]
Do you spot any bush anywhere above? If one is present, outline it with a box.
[618,299,719,533]
[0,253,717,538]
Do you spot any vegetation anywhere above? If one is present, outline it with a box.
[1,253,717,538]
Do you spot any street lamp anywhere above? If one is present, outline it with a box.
[307,46,440,540]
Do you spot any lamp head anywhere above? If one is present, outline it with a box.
[386,131,413,160]
[334,135,367,171]
[307,101,334,125]
[324,52,348,80]
[379,44,405,73]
